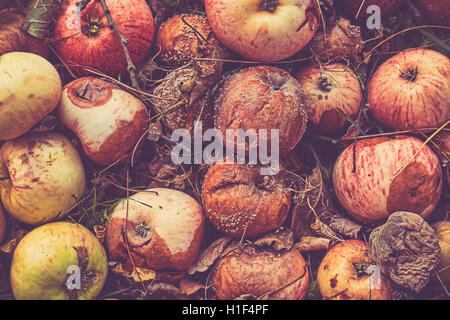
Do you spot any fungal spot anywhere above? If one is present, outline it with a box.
[330,276,338,288]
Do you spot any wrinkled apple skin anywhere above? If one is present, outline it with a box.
[205,0,319,62]
[57,77,148,166]
[0,52,62,140]
[367,48,450,130]
[53,0,154,77]
[332,135,442,223]
[0,132,86,225]
[317,240,392,300]
[433,221,450,283]
[106,188,205,271]
[294,62,362,135]
[11,222,108,300]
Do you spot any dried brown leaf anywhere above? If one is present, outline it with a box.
[188,236,233,275]
[254,228,294,251]
[0,228,27,254]
[328,214,362,239]
[294,236,331,252]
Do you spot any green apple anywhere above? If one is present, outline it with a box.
[0,132,86,225]
[433,221,450,283]
[10,221,108,300]
[0,51,62,140]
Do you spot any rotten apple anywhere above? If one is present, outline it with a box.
[332,135,442,223]
[10,221,108,300]
[211,243,309,300]
[205,0,320,62]
[105,188,205,271]
[53,0,155,77]
[57,77,149,166]
[317,240,392,300]
[433,221,450,283]
[367,48,450,130]
[0,52,62,141]
[293,62,362,135]
[0,132,86,225]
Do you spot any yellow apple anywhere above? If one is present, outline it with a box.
[0,51,62,140]
[11,221,108,300]
[0,132,86,225]
[433,221,450,283]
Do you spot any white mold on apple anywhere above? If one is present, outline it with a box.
[0,132,86,225]
[57,77,149,166]
[10,222,108,300]
[332,135,443,223]
[105,188,205,271]
[205,0,320,62]
[0,51,62,141]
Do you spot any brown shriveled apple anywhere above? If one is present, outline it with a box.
[317,240,392,300]
[105,188,205,271]
[0,10,48,57]
[293,62,362,135]
[57,77,149,166]
[215,65,309,155]
[332,135,443,223]
[367,48,450,130]
[210,243,309,300]
[202,163,292,239]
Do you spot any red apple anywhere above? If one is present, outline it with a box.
[332,135,442,223]
[367,48,450,130]
[57,77,148,166]
[205,0,320,62]
[317,240,392,300]
[53,0,155,77]
[105,188,205,271]
[336,0,405,20]
[293,62,362,135]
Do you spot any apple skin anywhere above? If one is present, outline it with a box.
[317,240,392,300]
[0,10,49,57]
[105,188,205,271]
[57,77,148,166]
[332,135,442,223]
[53,0,154,77]
[0,132,86,225]
[367,48,450,130]
[0,52,62,141]
[413,0,450,26]
[205,0,319,62]
[10,222,108,300]
[433,221,450,283]
[336,0,405,20]
[0,205,6,243]
[293,62,362,135]
[211,244,309,300]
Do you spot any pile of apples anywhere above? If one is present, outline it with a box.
[0,0,449,300]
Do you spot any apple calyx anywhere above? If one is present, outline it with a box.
[135,222,150,238]
[353,261,371,278]
[81,18,102,37]
[66,246,97,300]
[259,0,278,13]
[400,67,418,82]
[318,76,332,92]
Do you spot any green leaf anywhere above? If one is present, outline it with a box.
[24,0,60,39]
[419,29,450,53]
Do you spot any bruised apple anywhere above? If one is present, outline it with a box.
[0,52,62,140]
[0,132,86,225]
[294,62,362,135]
[105,188,205,271]
[336,0,405,20]
[53,0,155,77]
[433,221,450,283]
[367,48,450,130]
[205,0,319,62]
[317,240,392,300]
[332,135,442,223]
[211,243,309,300]
[0,10,48,57]
[11,222,108,300]
[57,77,148,166]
